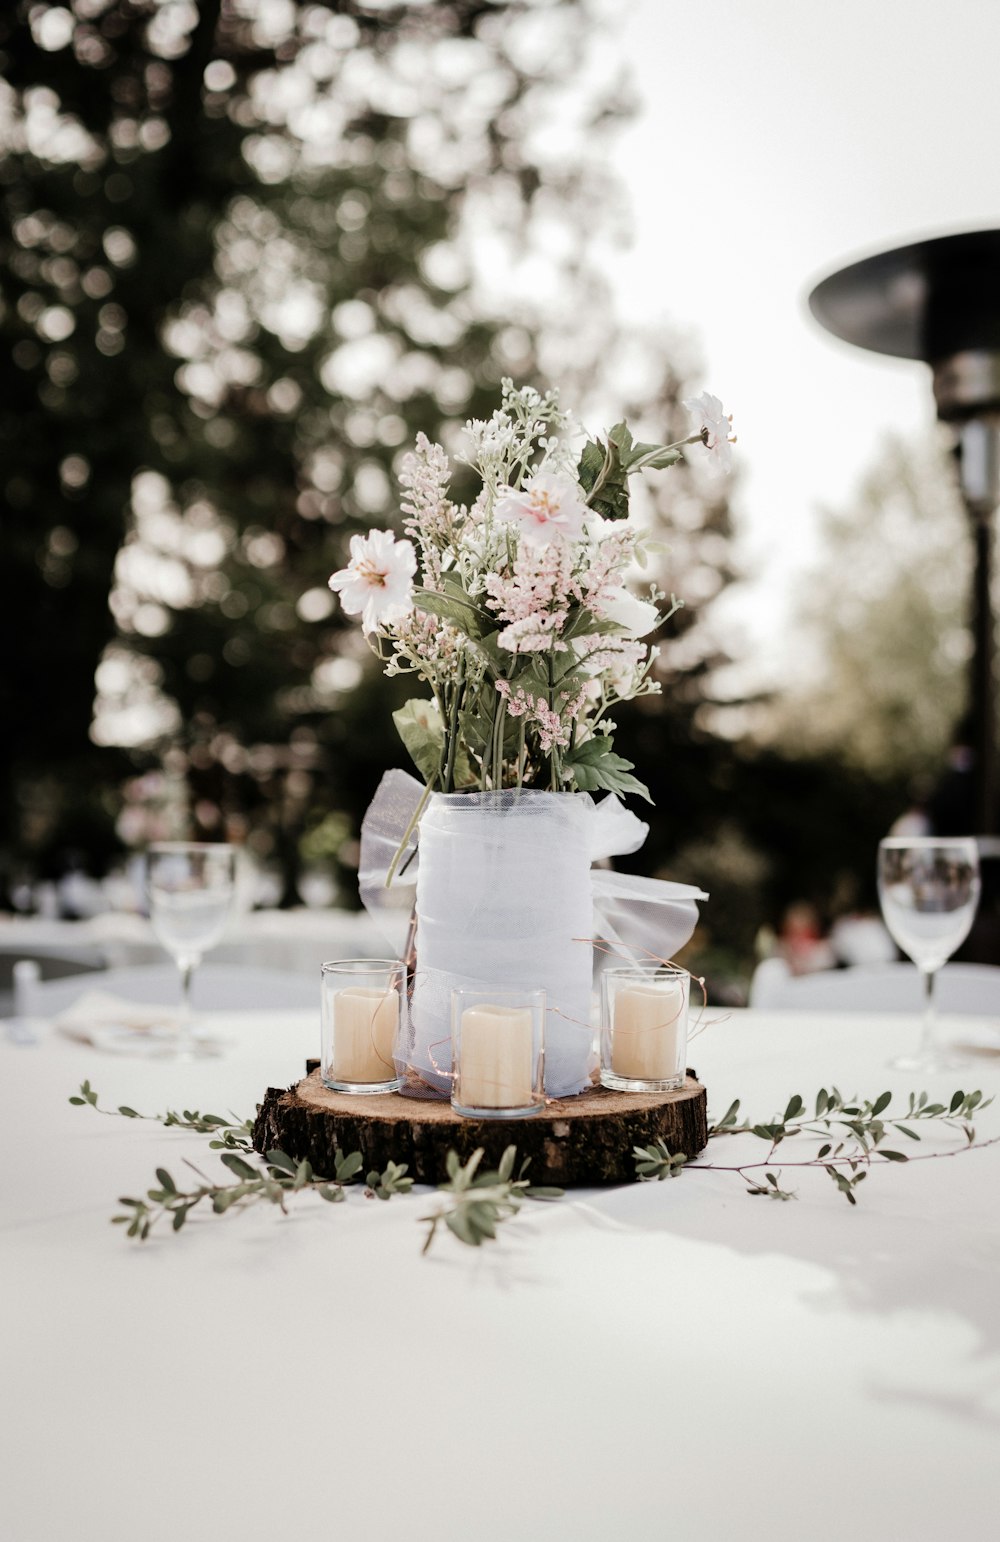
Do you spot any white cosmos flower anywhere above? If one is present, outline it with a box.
[328,529,417,634]
[600,585,660,637]
[494,471,588,546]
[684,391,735,474]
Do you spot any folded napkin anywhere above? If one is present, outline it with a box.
[54,990,179,1047]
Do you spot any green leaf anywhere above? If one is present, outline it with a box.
[392,698,445,785]
[892,1124,921,1141]
[880,1150,908,1162]
[576,433,630,521]
[576,437,607,494]
[155,1168,176,1194]
[497,1146,516,1184]
[265,1149,297,1175]
[872,1091,892,1116]
[714,1099,740,1129]
[560,606,624,643]
[335,1151,364,1183]
[445,1209,480,1247]
[220,1153,257,1181]
[632,445,682,472]
[949,1090,965,1113]
[414,583,496,641]
[68,1096,85,1106]
[784,1094,804,1121]
[563,737,652,803]
[117,1106,140,1119]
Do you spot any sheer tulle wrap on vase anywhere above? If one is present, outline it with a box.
[359,770,708,1100]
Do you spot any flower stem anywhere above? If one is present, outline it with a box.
[493,696,506,788]
[386,777,435,887]
[442,657,466,794]
[547,648,558,791]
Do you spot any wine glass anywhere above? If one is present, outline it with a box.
[147,842,237,1055]
[877,836,981,1071]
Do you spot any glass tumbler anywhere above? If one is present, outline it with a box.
[451,987,545,1119]
[321,959,405,1094]
[601,965,689,1092]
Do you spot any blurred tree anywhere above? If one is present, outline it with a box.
[0,0,744,914]
[0,0,630,891]
[760,433,970,781]
[696,431,973,979]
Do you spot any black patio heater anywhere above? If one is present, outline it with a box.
[809,228,1000,836]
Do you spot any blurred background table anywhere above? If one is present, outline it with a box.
[0,908,389,1014]
[3,1004,998,1542]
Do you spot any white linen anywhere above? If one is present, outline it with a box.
[2,1006,999,1542]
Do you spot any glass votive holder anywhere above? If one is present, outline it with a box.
[600,965,689,1092]
[321,959,404,1094]
[451,988,545,1119]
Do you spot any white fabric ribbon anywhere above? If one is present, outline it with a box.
[360,769,707,963]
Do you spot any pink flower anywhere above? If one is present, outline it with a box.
[495,680,572,752]
[494,471,588,546]
[497,613,569,654]
[685,392,735,474]
[328,529,417,634]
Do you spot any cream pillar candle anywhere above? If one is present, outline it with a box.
[332,986,398,1084]
[611,979,686,1081]
[458,1004,534,1109]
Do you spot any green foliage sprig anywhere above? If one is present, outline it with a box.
[70,1085,556,1251]
[420,1146,564,1254]
[114,1146,372,1241]
[69,1079,255,1150]
[634,1085,997,1204]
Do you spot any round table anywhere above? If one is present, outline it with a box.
[2,1004,998,1541]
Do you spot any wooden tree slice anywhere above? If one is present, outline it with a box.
[253,1067,708,1187]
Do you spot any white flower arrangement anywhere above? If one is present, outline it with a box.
[328,381,733,802]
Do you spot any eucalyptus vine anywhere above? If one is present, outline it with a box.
[635,1085,997,1203]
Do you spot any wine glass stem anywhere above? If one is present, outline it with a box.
[178,957,197,1054]
[919,966,937,1060]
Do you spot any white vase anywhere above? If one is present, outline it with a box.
[400,790,596,1098]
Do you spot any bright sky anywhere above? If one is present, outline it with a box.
[609,0,1000,663]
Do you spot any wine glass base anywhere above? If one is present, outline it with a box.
[88,1026,178,1058]
[89,1025,230,1058]
[887,1048,970,1074]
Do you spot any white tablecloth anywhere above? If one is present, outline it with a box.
[2,1006,999,1542]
